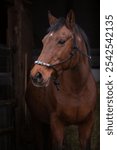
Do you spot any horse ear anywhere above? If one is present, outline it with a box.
[66,10,75,29]
[48,10,58,26]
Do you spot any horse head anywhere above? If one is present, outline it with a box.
[30,10,86,87]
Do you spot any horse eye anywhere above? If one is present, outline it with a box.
[58,39,66,45]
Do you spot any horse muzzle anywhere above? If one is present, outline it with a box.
[31,72,50,87]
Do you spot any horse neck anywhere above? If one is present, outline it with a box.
[60,35,91,92]
[61,58,90,92]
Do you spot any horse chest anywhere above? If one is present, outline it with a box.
[54,93,92,124]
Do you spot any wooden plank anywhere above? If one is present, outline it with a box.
[0,127,15,135]
[0,100,16,107]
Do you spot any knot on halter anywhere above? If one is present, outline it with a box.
[53,78,60,91]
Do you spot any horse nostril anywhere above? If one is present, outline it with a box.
[32,72,43,83]
[36,72,42,80]
[35,72,43,82]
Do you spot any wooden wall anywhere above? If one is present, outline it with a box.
[7,0,33,149]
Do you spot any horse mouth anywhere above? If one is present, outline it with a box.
[31,78,50,88]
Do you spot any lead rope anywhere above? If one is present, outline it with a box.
[53,77,60,91]
[52,52,75,91]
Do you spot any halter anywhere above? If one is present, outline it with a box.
[34,37,91,90]
[34,38,91,67]
[34,47,78,68]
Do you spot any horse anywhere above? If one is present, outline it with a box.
[25,10,97,150]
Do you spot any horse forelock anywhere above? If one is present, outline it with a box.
[47,17,66,33]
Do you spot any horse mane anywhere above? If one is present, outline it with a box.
[47,17,91,57]
[74,25,91,57]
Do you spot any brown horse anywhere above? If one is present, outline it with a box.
[25,10,97,150]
